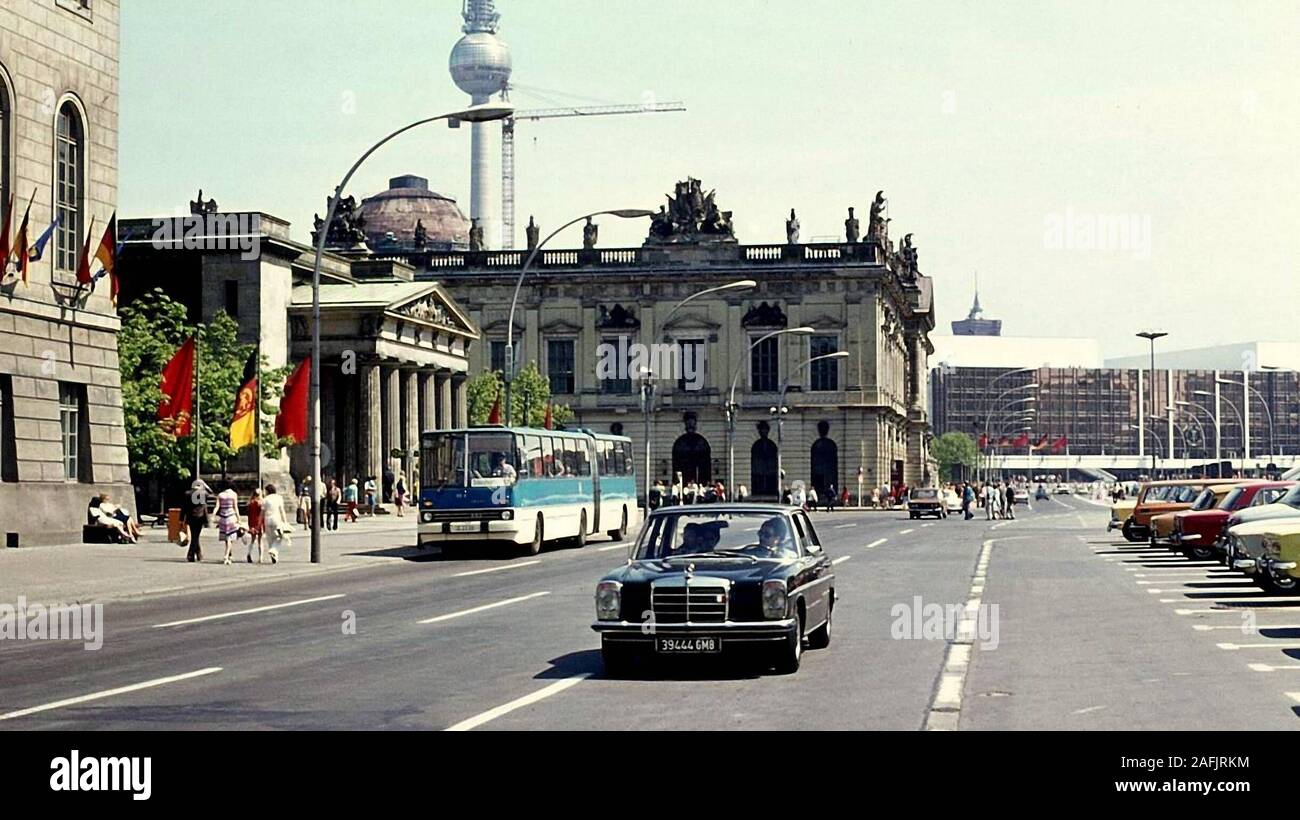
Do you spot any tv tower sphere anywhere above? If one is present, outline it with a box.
[449,18,511,100]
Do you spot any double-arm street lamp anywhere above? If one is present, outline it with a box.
[772,350,850,492]
[1195,388,1245,476]
[1218,375,1275,473]
[1136,330,1168,476]
[724,327,816,492]
[980,383,1039,482]
[308,101,515,564]
[503,208,658,424]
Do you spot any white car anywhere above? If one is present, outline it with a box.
[1053,483,1072,494]
[943,488,963,514]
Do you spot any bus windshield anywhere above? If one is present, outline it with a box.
[422,432,520,488]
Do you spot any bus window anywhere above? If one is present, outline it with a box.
[524,434,543,477]
[561,439,578,476]
[577,440,592,476]
[594,440,608,475]
[541,437,555,477]
[618,441,631,475]
[422,432,466,487]
[467,432,518,485]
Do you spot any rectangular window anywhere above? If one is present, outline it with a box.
[810,335,840,391]
[0,375,16,483]
[541,436,555,477]
[600,337,632,395]
[547,339,575,395]
[524,434,543,477]
[677,339,705,392]
[224,280,239,318]
[55,105,82,272]
[58,382,89,482]
[751,336,779,393]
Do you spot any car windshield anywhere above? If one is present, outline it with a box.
[1219,488,1247,510]
[912,489,939,499]
[634,511,801,560]
[1281,485,1300,508]
[1189,489,1216,511]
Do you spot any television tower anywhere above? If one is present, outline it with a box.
[449,0,512,249]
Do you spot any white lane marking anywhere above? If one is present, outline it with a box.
[0,667,223,721]
[1286,692,1300,703]
[597,543,628,552]
[1218,641,1300,651]
[867,538,887,549]
[1195,623,1300,630]
[834,523,855,529]
[1073,705,1107,715]
[925,537,1003,731]
[1248,663,1300,672]
[418,591,551,625]
[452,560,541,578]
[899,529,914,535]
[1147,587,1255,595]
[444,673,592,731]
[152,594,346,628]
[832,555,852,566]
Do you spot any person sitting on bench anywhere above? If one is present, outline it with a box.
[87,494,137,543]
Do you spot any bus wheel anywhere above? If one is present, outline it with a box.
[608,507,628,541]
[525,514,544,556]
[574,511,587,548]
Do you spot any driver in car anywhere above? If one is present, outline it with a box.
[754,516,794,556]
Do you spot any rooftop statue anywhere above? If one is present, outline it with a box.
[646,177,737,244]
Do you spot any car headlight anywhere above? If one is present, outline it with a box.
[595,581,622,621]
[762,580,788,619]
[421,512,434,524]
[501,510,513,521]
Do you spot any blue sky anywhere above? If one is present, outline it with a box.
[120,0,1300,358]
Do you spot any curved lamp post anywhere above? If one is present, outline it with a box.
[308,101,514,564]
[1219,375,1275,473]
[1177,399,1219,465]
[1195,389,1244,476]
[503,208,657,423]
[724,326,816,493]
[772,350,850,493]
[980,383,1039,482]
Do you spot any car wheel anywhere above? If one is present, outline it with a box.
[1261,571,1300,595]
[601,640,634,677]
[525,514,544,556]
[1189,543,1215,561]
[574,511,587,548]
[774,613,804,674]
[1121,519,1142,543]
[807,601,833,650]
[607,506,628,541]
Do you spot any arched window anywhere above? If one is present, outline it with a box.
[55,101,85,272]
[0,66,11,211]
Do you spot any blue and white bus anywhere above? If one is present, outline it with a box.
[418,426,637,555]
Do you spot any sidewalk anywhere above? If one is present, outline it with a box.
[0,515,422,607]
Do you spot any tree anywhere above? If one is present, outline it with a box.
[466,361,573,428]
[931,431,977,481]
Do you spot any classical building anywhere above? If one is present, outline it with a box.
[117,198,478,506]
[358,178,936,497]
[0,1,133,546]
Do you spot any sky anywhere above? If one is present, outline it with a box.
[119,0,1300,360]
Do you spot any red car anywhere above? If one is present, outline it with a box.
[1170,481,1295,560]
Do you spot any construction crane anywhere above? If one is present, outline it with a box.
[500,101,687,248]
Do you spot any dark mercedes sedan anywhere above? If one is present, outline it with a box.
[591,504,835,675]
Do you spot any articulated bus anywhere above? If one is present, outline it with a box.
[418,426,637,555]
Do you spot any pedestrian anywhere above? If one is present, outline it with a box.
[807,485,818,511]
[364,476,378,515]
[871,487,880,509]
[984,482,996,520]
[185,478,212,563]
[325,479,341,530]
[246,487,265,563]
[825,483,836,513]
[343,478,359,523]
[215,481,242,566]
[840,485,851,509]
[262,483,288,564]
[1005,482,1017,519]
[394,473,407,517]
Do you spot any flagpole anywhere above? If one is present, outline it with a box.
[255,341,262,492]
[194,326,202,482]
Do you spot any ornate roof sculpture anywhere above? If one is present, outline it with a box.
[597,304,640,330]
[312,194,369,250]
[741,301,787,328]
[646,177,736,245]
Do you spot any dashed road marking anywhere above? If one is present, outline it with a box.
[444,673,592,731]
[0,667,223,722]
[418,591,551,625]
[152,594,346,628]
[832,555,852,566]
[867,538,887,549]
[452,560,541,578]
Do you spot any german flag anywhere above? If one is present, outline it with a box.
[92,212,118,304]
[229,352,258,450]
[275,358,310,444]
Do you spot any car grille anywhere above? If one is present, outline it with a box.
[651,581,729,624]
[427,509,504,522]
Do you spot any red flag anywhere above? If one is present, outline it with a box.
[275,358,311,444]
[487,392,502,425]
[0,193,12,268]
[543,402,553,430]
[75,216,96,285]
[1051,435,1069,452]
[1032,434,1049,450]
[1011,433,1030,448]
[157,337,196,437]
[93,212,118,304]
[977,433,989,450]
[12,197,31,286]
[997,436,1011,447]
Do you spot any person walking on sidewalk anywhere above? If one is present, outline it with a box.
[325,479,341,531]
[984,482,996,520]
[246,487,265,563]
[364,476,377,516]
[262,484,288,564]
[185,478,212,563]
[343,478,359,523]
[1005,482,1017,520]
[394,473,407,517]
[216,482,242,566]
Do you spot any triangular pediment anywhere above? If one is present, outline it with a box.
[388,283,477,337]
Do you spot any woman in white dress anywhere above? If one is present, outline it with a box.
[261,483,289,565]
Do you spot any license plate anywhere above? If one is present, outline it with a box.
[448,522,479,533]
[656,636,721,654]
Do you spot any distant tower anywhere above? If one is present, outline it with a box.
[951,275,1002,336]
[449,0,511,250]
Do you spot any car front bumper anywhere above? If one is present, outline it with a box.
[592,618,796,645]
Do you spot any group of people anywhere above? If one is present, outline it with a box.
[86,493,142,543]
[953,480,1020,521]
[295,472,408,530]
[648,478,736,509]
[780,482,852,512]
[184,479,290,565]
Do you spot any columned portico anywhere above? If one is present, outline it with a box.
[437,370,454,430]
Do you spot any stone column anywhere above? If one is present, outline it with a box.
[437,371,453,430]
[402,367,420,487]
[359,363,382,483]
[320,363,337,482]
[383,365,401,494]
[419,371,437,434]
[453,374,469,428]
[339,366,358,481]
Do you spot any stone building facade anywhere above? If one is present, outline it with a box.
[0,0,132,546]
[396,179,937,499]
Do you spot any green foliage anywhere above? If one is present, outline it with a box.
[117,288,293,483]
[466,361,573,428]
[931,431,978,479]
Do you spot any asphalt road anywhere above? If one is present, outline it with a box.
[4,495,1299,730]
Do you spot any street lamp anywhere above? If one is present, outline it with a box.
[1136,330,1167,476]
[973,367,1039,484]
[724,326,816,493]
[1195,389,1244,476]
[1218,376,1275,474]
[308,101,515,564]
[637,279,756,506]
[980,383,1039,482]
[503,208,657,424]
[772,350,850,492]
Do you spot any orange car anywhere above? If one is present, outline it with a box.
[1149,482,1259,545]
[1120,478,1252,542]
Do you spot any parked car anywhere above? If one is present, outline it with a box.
[1149,483,1244,546]
[1116,479,1251,542]
[1257,523,1300,594]
[1171,481,1293,560]
[1222,484,1300,570]
[908,487,947,519]
[1227,518,1300,592]
[591,504,835,675]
